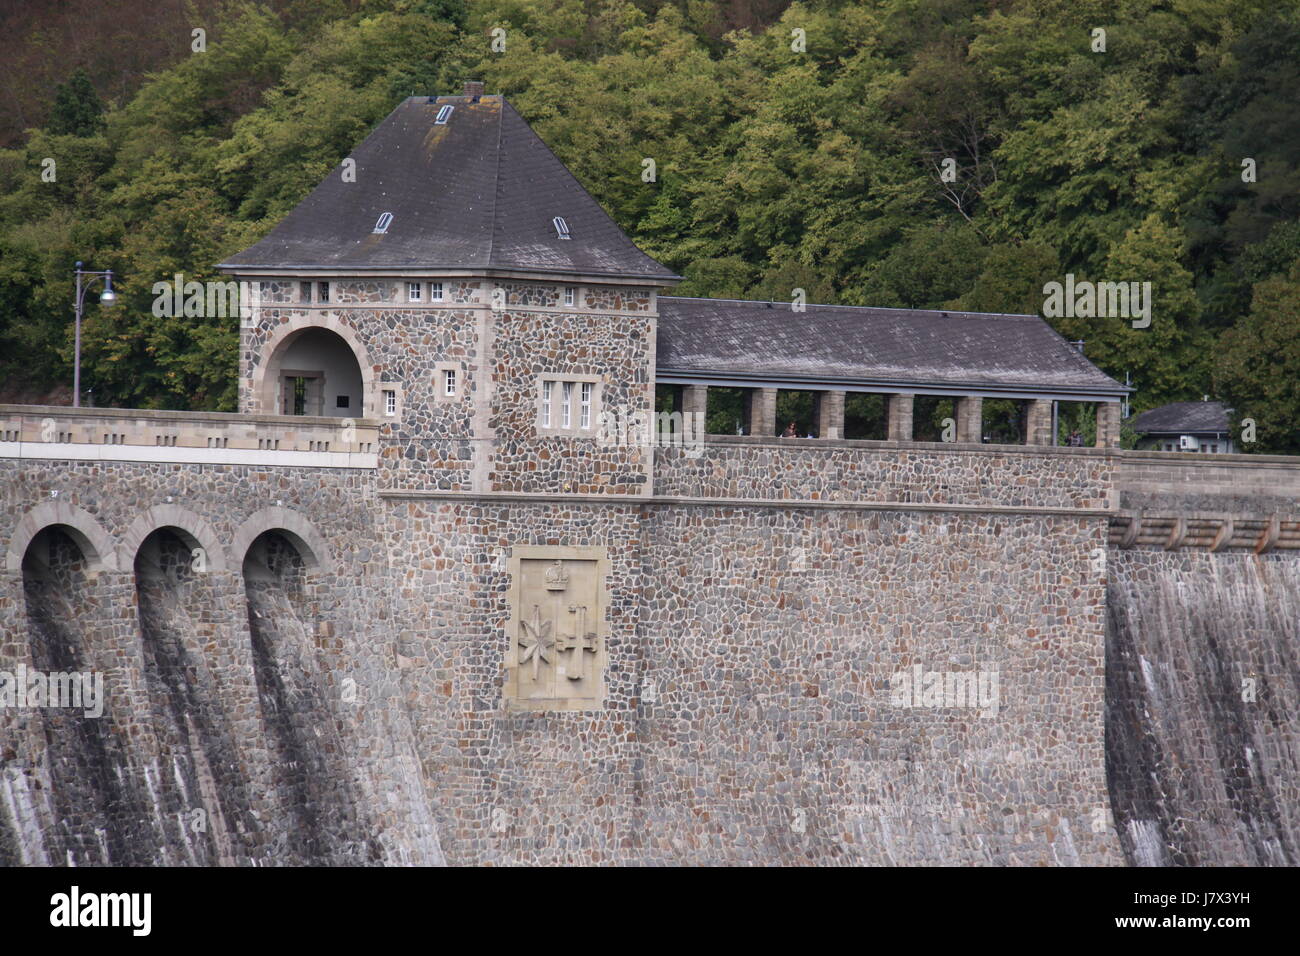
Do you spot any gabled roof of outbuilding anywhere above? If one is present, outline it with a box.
[1130,401,1231,434]
[218,95,678,283]
[655,297,1128,399]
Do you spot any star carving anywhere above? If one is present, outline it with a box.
[518,604,555,682]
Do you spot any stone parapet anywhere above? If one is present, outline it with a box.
[0,404,378,465]
[654,435,1116,510]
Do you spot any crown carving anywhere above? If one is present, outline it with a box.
[544,559,569,590]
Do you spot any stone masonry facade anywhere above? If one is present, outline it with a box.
[9,269,1295,865]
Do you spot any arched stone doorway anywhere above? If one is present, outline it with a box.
[260,324,366,418]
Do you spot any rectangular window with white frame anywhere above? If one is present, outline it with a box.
[408,282,423,302]
[563,286,575,307]
[537,376,599,435]
[431,281,444,301]
[434,362,461,402]
[384,390,396,416]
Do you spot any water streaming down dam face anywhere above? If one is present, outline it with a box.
[1106,549,1300,866]
[134,527,259,865]
[15,527,153,865]
[243,530,382,865]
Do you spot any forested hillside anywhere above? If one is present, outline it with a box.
[1,0,1297,451]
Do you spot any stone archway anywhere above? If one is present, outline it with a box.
[230,507,335,574]
[118,504,229,573]
[5,502,118,575]
[250,315,376,419]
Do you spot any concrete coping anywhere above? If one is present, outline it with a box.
[1118,448,1300,467]
[0,404,376,428]
[672,433,1118,458]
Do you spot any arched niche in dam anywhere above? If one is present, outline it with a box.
[255,320,371,418]
[242,529,379,864]
[18,525,148,864]
[133,526,250,865]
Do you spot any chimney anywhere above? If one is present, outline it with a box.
[462,80,484,101]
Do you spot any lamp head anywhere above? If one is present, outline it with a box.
[98,270,116,306]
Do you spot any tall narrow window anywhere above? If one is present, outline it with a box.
[299,281,312,303]
[561,382,573,428]
[385,390,396,416]
[430,281,444,301]
[580,382,592,429]
[443,369,456,397]
[541,381,553,428]
[317,281,330,303]
[408,282,422,302]
[563,286,575,307]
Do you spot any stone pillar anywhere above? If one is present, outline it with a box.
[955,396,983,443]
[1027,399,1054,446]
[887,394,914,441]
[745,387,776,437]
[1095,401,1121,449]
[681,384,707,421]
[813,390,845,439]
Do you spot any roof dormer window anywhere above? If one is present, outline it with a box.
[435,105,453,124]
[553,216,571,240]
[373,212,393,234]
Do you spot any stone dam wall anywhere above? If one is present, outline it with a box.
[1104,451,1300,866]
[0,458,441,866]
[1,438,1297,865]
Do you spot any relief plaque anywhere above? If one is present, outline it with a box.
[504,546,609,711]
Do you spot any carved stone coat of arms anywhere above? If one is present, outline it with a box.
[503,546,609,710]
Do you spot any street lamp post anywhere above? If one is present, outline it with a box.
[73,261,116,408]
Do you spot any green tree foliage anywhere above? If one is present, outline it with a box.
[0,0,1293,453]
[1215,263,1300,455]
[47,69,105,137]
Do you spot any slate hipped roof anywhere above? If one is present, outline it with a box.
[655,298,1127,398]
[1130,401,1231,435]
[219,95,679,282]
[223,89,1125,398]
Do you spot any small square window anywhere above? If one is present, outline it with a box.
[431,281,444,301]
[563,286,575,307]
[336,395,350,408]
[384,390,396,416]
[317,281,330,303]
[408,282,422,302]
[443,368,456,397]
